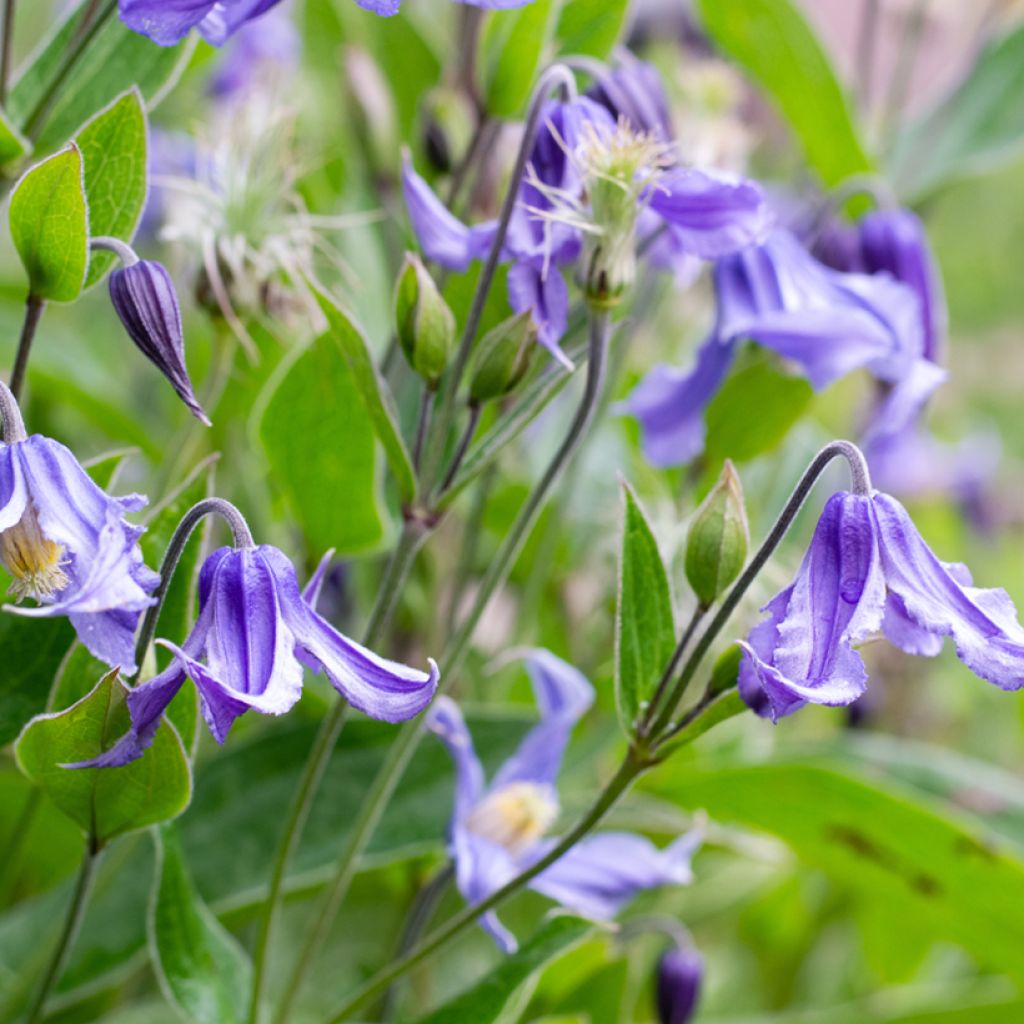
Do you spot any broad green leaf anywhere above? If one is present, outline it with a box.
[482,0,560,119]
[0,616,75,746]
[48,643,108,711]
[7,2,192,152]
[888,21,1024,201]
[555,0,630,61]
[149,825,250,1024]
[702,353,813,471]
[0,107,30,167]
[15,670,191,846]
[76,89,148,288]
[615,484,676,736]
[9,144,89,302]
[257,332,387,555]
[416,915,595,1024]
[696,0,872,187]
[312,285,417,504]
[652,758,1024,982]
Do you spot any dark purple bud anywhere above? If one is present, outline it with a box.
[858,209,946,362]
[109,260,210,425]
[657,947,703,1024]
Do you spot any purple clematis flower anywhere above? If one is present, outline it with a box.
[587,56,674,142]
[210,2,299,96]
[119,0,284,47]
[356,0,533,15]
[0,428,158,673]
[403,89,767,363]
[76,546,438,767]
[657,946,704,1024]
[428,650,699,952]
[622,229,923,467]
[739,489,1024,721]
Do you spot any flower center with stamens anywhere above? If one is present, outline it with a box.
[0,504,69,603]
[465,782,559,854]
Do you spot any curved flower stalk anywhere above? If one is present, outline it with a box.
[120,0,286,46]
[76,545,439,768]
[0,384,157,672]
[623,228,924,467]
[403,72,767,362]
[739,489,1024,721]
[428,650,699,952]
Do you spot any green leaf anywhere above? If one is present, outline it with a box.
[696,0,872,187]
[888,21,1024,201]
[555,0,630,60]
[482,0,561,119]
[15,670,191,846]
[702,352,813,471]
[312,285,417,504]
[416,915,595,1024]
[257,332,387,555]
[75,88,148,288]
[9,143,89,302]
[0,106,30,168]
[615,484,676,737]
[652,758,1024,982]
[149,825,251,1024]
[7,3,192,153]
[0,616,75,746]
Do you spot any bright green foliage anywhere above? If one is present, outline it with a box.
[481,0,561,118]
[9,144,89,302]
[314,284,418,504]
[697,0,872,186]
[76,88,149,288]
[555,0,631,61]
[615,484,676,736]
[889,21,1024,200]
[0,107,30,168]
[416,915,595,1024]
[149,825,251,1024]
[259,331,388,555]
[15,670,191,846]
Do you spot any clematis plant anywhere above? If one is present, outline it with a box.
[77,504,438,768]
[0,383,157,673]
[428,649,699,952]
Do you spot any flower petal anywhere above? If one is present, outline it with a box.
[119,0,217,45]
[428,695,486,821]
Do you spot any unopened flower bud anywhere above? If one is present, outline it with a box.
[468,311,537,405]
[107,254,210,425]
[394,253,455,388]
[656,946,703,1024]
[685,460,748,607]
[420,86,475,175]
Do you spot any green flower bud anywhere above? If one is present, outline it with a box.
[708,642,743,697]
[394,254,456,387]
[685,460,749,608]
[468,311,537,405]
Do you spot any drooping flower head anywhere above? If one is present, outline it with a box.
[0,385,158,672]
[428,650,699,952]
[657,946,704,1024]
[739,488,1024,721]
[77,545,438,767]
[120,0,285,47]
[622,229,923,467]
[403,66,768,363]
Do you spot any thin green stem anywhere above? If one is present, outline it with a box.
[419,63,576,490]
[131,498,254,682]
[25,840,100,1024]
[638,604,707,741]
[272,309,612,1023]
[438,403,481,494]
[412,387,434,472]
[0,0,15,107]
[9,294,46,402]
[323,754,643,1023]
[648,441,872,739]
[250,522,427,1024]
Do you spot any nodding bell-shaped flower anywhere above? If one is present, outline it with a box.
[119,0,286,47]
[739,489,1024,721]
[622,229,924,468]
[75,544,439,767]
[428,650,699,952]
[0,384,158,673]
[97,239,210,425]
[656,946,704,1024]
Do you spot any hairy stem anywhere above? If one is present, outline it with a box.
[9,294,46,402]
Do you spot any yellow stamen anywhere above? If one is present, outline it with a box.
[0,504,69,603]
[465,782,559,853]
